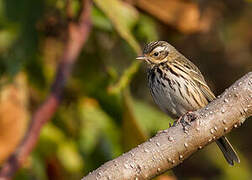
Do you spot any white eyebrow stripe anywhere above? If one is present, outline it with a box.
[153,46,166,52]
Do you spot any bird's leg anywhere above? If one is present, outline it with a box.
[173,111,198,131]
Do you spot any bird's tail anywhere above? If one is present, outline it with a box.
[216,136,240,165]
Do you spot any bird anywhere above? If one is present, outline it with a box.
[136,40,240,165]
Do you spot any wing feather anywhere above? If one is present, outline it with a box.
[174,54,216,102]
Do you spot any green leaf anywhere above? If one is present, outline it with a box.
[133,100,173,134]
[78,98,122,157]
[94,0,145,94]
[57,141,84,173]
[108,61,141,94]
[0,25,19,51]
[94,0,140,53]
[135,15,159,42]
[122,90,147,151]
[39,123,85,173]
[38,124,64,157]
[92,6,113,31]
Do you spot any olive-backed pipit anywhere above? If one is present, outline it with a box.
[137,41,239,165]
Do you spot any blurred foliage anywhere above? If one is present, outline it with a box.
[0,73,28,163]
[0,0,251,179]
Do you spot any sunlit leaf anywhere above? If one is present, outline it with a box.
[94,0,140,52]
[0,73,28,163]
[94,0,144,94]
[57,141,84,173]
[0,26,19,52]
[39,123,65,155]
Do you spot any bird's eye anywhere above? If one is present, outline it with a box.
[153,52,159,57]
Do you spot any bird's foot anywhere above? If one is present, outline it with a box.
[174,111,197,132]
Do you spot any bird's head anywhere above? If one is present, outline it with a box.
[137,41,178,66]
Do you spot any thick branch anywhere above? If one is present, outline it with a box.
[83,72,252,180]
[0,0,92,179]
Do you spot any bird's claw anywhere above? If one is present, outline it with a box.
[174,111,197,132]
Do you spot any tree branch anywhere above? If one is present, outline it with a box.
[83,72,252,180]
[0,0,92,179]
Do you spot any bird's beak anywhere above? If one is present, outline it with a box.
[136,56,146,60]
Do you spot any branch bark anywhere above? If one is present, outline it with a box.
[83,72,252,180]
[0,0,92,179]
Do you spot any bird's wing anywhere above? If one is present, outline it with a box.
[192,75,216,102]
[176,55,216,102]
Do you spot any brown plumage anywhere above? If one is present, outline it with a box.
[137,40,240,165]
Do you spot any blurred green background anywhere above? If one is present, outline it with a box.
[0,0,252,179]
